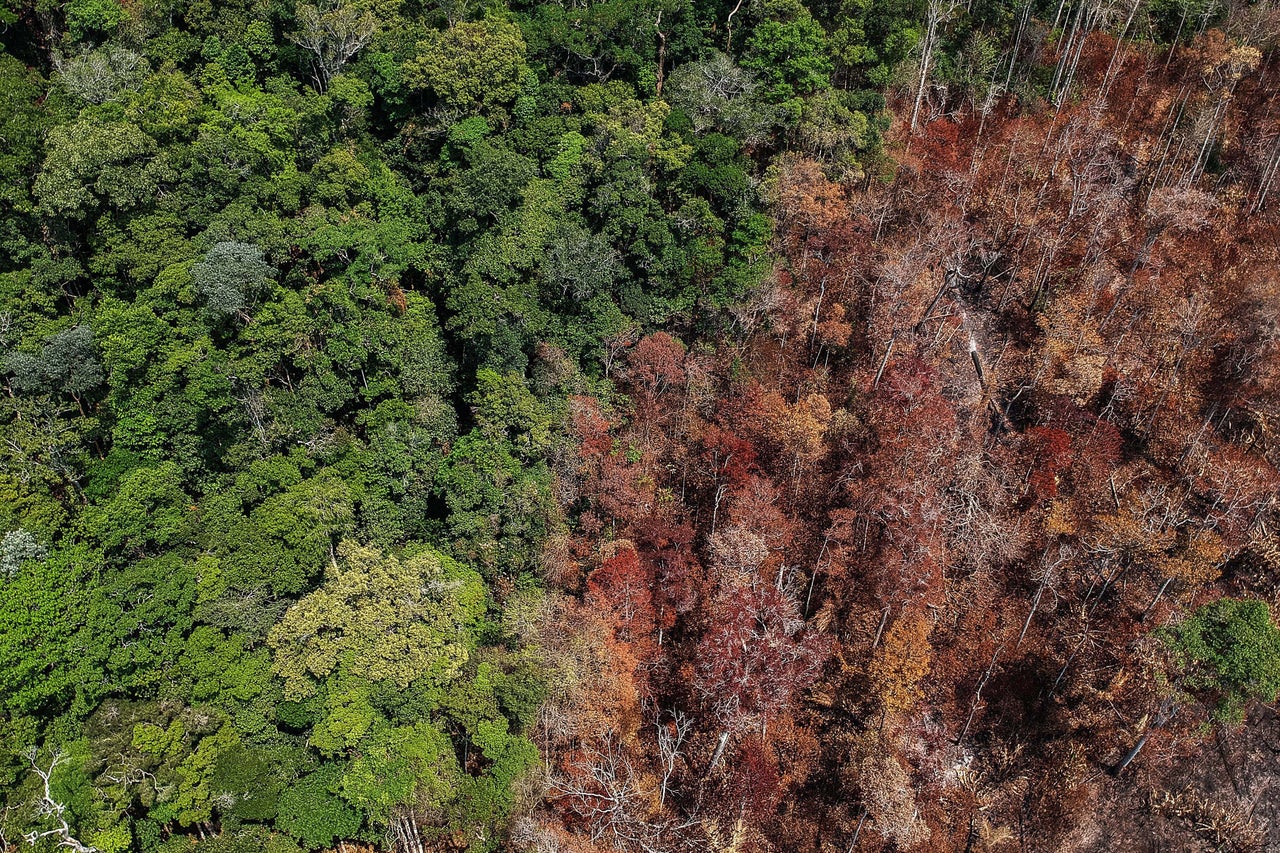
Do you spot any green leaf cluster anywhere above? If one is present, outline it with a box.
[1163,598,1280,724]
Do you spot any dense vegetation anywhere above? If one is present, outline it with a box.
[1,0,1279,849]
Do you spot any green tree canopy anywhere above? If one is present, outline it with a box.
[190,241,276,320]
[404,19,528,119]
[268,540,484,699]
[1164,598,1280,723]
[275,764,362,849]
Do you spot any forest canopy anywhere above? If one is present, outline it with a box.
[2,0,1280,850]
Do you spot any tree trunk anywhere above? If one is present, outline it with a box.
[1112,732,1148,775]
[706,731,730,777]
[957,643,1004,743]
[911,0,948,132]
[1141,576,1173,621]
[655,12,668,95]
[847,808,869,852]
[873,335,896,389]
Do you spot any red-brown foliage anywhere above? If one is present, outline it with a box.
[531,26,1280,853]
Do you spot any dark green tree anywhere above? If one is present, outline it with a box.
[190,241,276,322]
[1164,598,1280,723]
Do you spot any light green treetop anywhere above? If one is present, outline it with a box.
[268,540,482,700]
[404,19,528,119]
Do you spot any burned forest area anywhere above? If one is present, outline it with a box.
[1,0,1280,851]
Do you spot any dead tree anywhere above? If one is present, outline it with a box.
[20,748,98,853]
